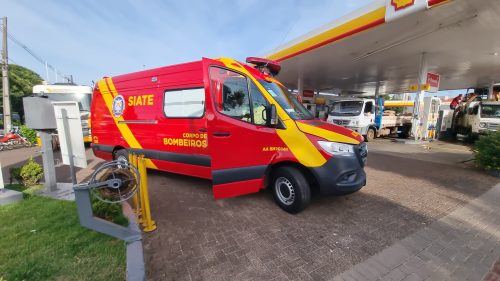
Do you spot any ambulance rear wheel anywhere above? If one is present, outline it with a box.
[272,166,311,214]
[114,149,129,166]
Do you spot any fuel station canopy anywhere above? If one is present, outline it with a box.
[265,0,500,95]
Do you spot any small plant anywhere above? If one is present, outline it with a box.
[20,158,44,186]
[473,132,500,171]
[9,167,23,184]
[20,125,37,144]
[91,196,129,227]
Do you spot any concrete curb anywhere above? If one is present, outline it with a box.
[122,202,146,281]
[0,188,23,205]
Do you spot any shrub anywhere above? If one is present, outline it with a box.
[91,196,129,227]
[473,132,500,171]
[9,167,23,184]
[20,158,44,186]
[20,125,37,144]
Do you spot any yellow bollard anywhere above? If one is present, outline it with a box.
[138,155,157,232]
[129,154,143,223]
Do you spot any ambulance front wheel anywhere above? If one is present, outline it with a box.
[272,166,311,214]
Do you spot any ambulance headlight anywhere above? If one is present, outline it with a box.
[318,141,355,156]
[479,122,486,128]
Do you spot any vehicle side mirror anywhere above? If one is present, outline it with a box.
[266,104,278,128]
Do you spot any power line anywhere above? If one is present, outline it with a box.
[8,57,17,65]
[5,30,68,82]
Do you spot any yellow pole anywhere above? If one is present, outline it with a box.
[138,155,156,232]
[129,154,142,223]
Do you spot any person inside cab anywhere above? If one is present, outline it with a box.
[493,86,500,101]
[450,94,462,110]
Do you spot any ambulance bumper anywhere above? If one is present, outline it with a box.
[311,155,366,195]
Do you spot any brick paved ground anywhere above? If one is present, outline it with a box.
[334,183,500,281]
[483,259,500,281]
[143,150,498,281]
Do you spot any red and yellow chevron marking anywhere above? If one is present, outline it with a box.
[216,58,328,167]
[296,122,360,145]
[97,78,158,169]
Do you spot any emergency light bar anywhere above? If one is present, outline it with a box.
[246,57,281,76]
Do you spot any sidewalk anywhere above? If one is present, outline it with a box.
[334,183,500,281]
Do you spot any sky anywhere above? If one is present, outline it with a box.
[2,0,374,86]
[1,0,465,99]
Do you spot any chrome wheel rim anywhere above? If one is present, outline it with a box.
[116,154,128,168]
[275,177,295,206]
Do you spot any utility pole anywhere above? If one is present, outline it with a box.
[2,17,12,135]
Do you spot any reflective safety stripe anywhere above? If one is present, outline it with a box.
[296,122,360,145]
[97,78,158,169]
[276,120,327,167]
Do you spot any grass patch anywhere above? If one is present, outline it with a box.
[0,191,126,281]
[91,197,129,227]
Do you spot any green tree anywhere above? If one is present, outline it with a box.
[0,64,43,119]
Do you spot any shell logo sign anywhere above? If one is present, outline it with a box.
[385,0,427,22]
[391,0,415,11]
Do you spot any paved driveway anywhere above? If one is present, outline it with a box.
[142,142,498,281]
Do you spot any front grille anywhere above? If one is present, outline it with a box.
[487,123,499,130]
[357,142,368,166]
[331,119,349,126]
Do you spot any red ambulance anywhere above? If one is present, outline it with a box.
[90,57,367,213]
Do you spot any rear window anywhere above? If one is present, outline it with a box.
[164,88,205,118]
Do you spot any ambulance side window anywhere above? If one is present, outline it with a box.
[210,67,252,123]
[249,82,269,126]
[164,88,205,118]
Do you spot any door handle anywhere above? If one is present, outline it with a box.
[198,128,207,133]
[213,131,230,137]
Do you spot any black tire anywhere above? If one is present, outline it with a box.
[398,125,411,139]
[466,127,475,143]
[365,128,375,142]
[271,166,311,214]
[114,149,129,165]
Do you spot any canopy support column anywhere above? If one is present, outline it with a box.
[297,77,304,98]
[412,52,427,141]
[488,81,495,100]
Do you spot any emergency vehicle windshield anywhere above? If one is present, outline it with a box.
[258,80,314,120]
